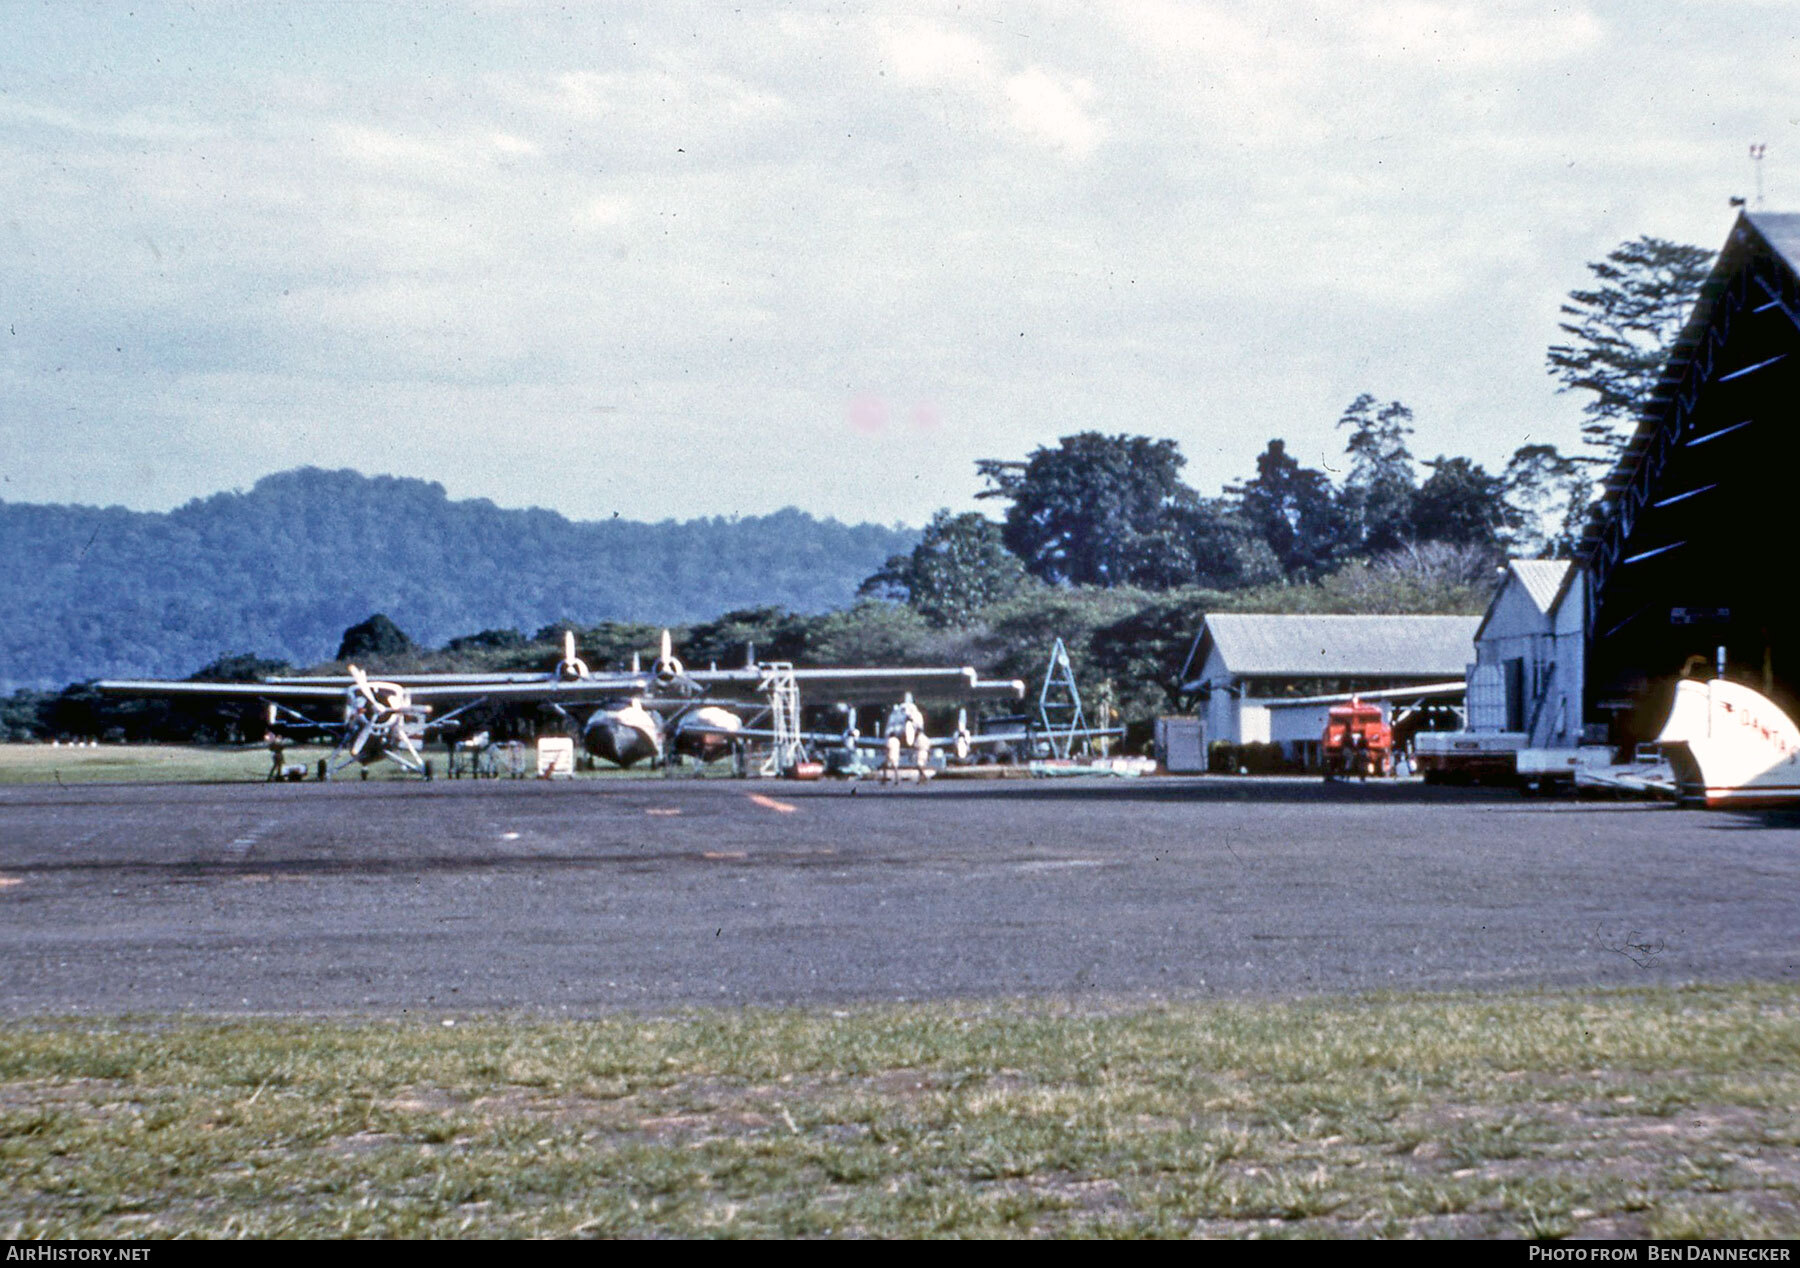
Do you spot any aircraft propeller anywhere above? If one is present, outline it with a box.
[556,631,591,681]
[651,629,703,694]
[332,666,432,773]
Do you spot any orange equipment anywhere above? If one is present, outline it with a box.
[1323,698,1393,780]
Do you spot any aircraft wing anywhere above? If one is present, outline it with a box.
[97,679,351,702]
[394,676,656,705]
[162,662,1026,709]
[265,672,569,686]
[936,724,1123,750]
[688,667,1025,704]
[727,726,1093,752]
[98,675,657,707]
[1253,681,1467,706]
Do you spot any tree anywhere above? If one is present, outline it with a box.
[976,433,1205,588]
[1215,542,1499,620]
[0,689,52,741]
[1501,443,1593,559]
[1410,456,1508,552]
[445,628,526,652]
[0,466,916,691]
[187,653,293,682]
[1160,498,1284,590]
[860,510,1031,626]
[1087,589,1226,717]
[806,600,940,665]
[1547,236,1714,462]
[336,613,414,661]
[968,585,1155,686]
[1335,394,1417,555]
[681,607,811,668]
[1229,439,1349,578]
[1318,543,1500,614]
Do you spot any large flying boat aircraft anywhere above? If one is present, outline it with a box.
[99,630,1026,776]
[97,653,657,777]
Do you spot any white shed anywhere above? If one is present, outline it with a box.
[1469,560,1588,748]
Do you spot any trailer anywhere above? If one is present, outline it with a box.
[1515,745,1617,792]
[1412,730,1526,783]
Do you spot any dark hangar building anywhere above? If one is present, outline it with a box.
[1586,211,1800,745]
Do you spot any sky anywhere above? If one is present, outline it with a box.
[1,1,1793,527]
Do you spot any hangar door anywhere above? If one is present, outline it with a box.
[1586,213,1800,746]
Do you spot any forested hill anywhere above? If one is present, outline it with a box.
[0,468,917,689]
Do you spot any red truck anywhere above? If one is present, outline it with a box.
[1323,699,1392,780]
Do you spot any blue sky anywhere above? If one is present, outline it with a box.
[2,1,1792,525]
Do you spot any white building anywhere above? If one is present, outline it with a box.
[1178,613,1481,761]
[1468,560,1588,749]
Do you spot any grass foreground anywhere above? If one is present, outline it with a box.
[0,743,341,785]
[0,743,669,785]
[3,987,1798,1238]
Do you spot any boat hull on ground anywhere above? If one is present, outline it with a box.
[1657,677,1800,808]
[582,705,662,769]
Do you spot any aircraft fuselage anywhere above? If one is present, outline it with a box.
[672,705,743,763]
[581,701,662,768]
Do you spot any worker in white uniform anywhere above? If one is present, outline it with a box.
[883,693,930,778]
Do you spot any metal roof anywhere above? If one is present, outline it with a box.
[1184,613,1480,682]
[1582,211,1800,587]
[1509,559,1573,615]
[1473,559,1579,644]
[1749,211,1800,273]
[1591,212,1795,506]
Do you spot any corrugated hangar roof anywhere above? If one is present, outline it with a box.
[1577,208,1800,745]
[1595,211,1800,505]
[1187,613,1480,681]
[1749,211,1800,272]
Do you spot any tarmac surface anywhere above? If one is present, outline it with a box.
[1,775,1797,1014]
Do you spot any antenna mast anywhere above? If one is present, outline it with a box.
[1751,143,1767,209]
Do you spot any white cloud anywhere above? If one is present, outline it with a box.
[1342,2,1605,68]
[875,15,1102,159]
[1004,68,1100,157]
[879,17,994,87]
[570,194,632,231]
[0,0,1787,525]
[335,124,460,171]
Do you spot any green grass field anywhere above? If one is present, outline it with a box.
[0,743,680,785]
[4,987,1797,1238]
[0,743,337,785]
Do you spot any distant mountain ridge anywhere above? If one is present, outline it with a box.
[0,467,917,690]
